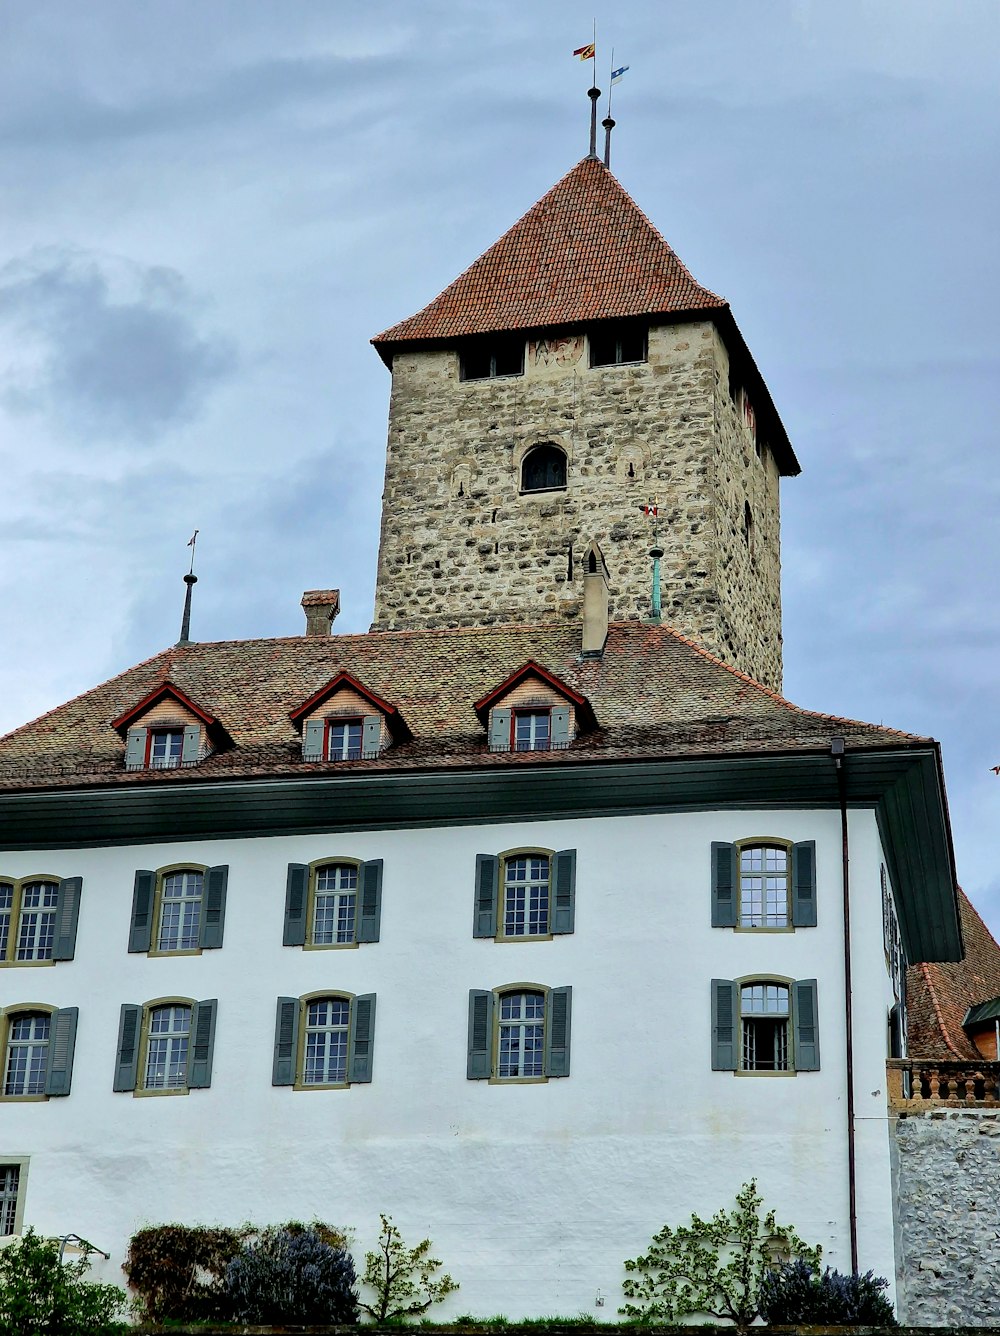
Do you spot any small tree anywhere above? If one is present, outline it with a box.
[0,1228,128,1336]
[225,1225,358,1325]
[620,1180,821,1332]
[359,1214,458,1322]
[760,1260,897,1326]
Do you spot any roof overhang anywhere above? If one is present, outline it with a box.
[0,743,959,962]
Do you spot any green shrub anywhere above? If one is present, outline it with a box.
[359,1214,459,1321]
[760,1259,897,1325]
[225,1225,358,1324]
[0,1228,128,1336]
[122,1222,243,1321]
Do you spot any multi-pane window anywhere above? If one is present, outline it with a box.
[327,720,363,761]
[3,1013,50,1096]
[590,323,646,367]
[741,983,790,1071]
[882,864,904,1000]
[157,871,204,952]
[461,336,524,381]
[502,855,550,937]
[497,991,546,1079]
[513,710,551,752]
[147,729,184,769]
[303,997,351,1085]
[0,880,59,962]
[313,865,358,945]
[739,845,789,929]
[520,443,567,492]
[0,1165,21,1235]
[144,1004,191,1090]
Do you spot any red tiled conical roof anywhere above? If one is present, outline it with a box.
[373,157,726,349]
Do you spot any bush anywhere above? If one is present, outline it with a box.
[760,1259,897,1326]
[225,1225,358,1324]
[0,1228,128,1336]
[123,1223,243,1321]
[359,1213,459,1322]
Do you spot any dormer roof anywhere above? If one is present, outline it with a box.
[472,660,596,731]
[110,682,218,735]
[288,670,411,740]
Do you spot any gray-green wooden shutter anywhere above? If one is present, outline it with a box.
[361,714,381,757]
[550,705,571,748]
[793,978,820,1070]
[792,841,817,927]
[272,997,300,1086]
[302,719,324,760]
[488,707,511,751]
[44,1007,78,1097]
[711,979,737,1070]
[711,843,738,927]
[283,864,309,946]
[544,985,572,1077]
[187,999,218,1088]
[125,726,146,770]
[552,850,576,934]
[113,1003,142,1091]
[347,993,376,1083]
[128,871,156,953]
[357,860,383,943]
[473,854,499,938]
[181,724,201,765]
[199,866,228,949]
[52,877,83,961]
[467,989,494,1079]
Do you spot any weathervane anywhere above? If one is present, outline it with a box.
[638,498,663,622]
[176,529,199,647]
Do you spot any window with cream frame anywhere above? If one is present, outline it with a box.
[466,983,572,1081]
[473,849,576,940]
[712,976,820,1075]
[1,1004,78,1100]
[0,1158,29,1236]
[113,996,218,1095]
[128,865,229,955]
[711,839,816,930]
[271,991,377,1089]
[0,875,82,966]
[282,859,383,949]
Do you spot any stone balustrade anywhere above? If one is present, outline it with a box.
[887,1056,1000,1110]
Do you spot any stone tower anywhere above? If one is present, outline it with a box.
[370,157,799,691]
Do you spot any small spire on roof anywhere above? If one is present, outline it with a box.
[639,499,662,622]
[176,529,199,647]
[588,85,601,159]
[602,115,615,167]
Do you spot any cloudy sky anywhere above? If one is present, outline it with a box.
[1,2,997,930]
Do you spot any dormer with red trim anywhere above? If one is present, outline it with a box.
[289,671,411,763]
[473,661,596,753]
[111,683,227,772]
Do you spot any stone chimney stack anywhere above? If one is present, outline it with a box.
[581,542,610,657]
[301,589,341,636]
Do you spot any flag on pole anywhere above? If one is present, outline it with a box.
[187,530,199,546]
[641,504,658,518]
[611,65,629,84]
[573,43,596,60]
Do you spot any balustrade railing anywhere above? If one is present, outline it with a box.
[887,1057,1000,1109]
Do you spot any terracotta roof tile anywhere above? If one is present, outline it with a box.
[372,157,725,348]
[907,889,1000,1059]
[0,620,926,790]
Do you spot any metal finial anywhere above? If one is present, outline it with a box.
[177,530,199,647]
[602,116,615,167]
[638,498,662,621]
[588,86,601,158]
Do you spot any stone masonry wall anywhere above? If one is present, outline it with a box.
[893,1109,1000,1325]
[372,321,784,691]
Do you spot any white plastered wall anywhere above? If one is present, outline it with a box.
[0,805,899,1318]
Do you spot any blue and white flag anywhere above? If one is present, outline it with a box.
[611,64,629,84]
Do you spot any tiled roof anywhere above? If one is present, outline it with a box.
[372,157,726,349]
[907,889,1000,1059]
[0,620,925,791]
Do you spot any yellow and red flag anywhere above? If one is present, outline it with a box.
[573,43,595,60]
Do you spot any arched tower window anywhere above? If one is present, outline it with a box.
[521,444,567,493]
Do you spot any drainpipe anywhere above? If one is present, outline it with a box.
[832,735,859,1274]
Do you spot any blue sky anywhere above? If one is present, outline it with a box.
[1,1,997,932]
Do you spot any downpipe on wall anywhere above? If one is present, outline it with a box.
[832,735,860,1274]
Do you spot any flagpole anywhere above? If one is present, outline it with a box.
[607,47,614,118]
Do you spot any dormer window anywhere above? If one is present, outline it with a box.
[326,719,363,762]
[473,661,596,755]
[460,336,524,381]
[289,671,410,764]
[147,729,184,770]
[111,684,225,773]
[514,710,551,752]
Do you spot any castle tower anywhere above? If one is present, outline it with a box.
[371,157,799,691]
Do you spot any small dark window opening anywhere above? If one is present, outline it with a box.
[461,336,524,381]
[627,460,635,478]
[743,501,753,547]
[587,550,598,574]
[521,443,567,493]
[566,543,574,580]
[590,323,647,367]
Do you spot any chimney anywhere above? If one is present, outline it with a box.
[301,589,341,636]
[581,542,610,656]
